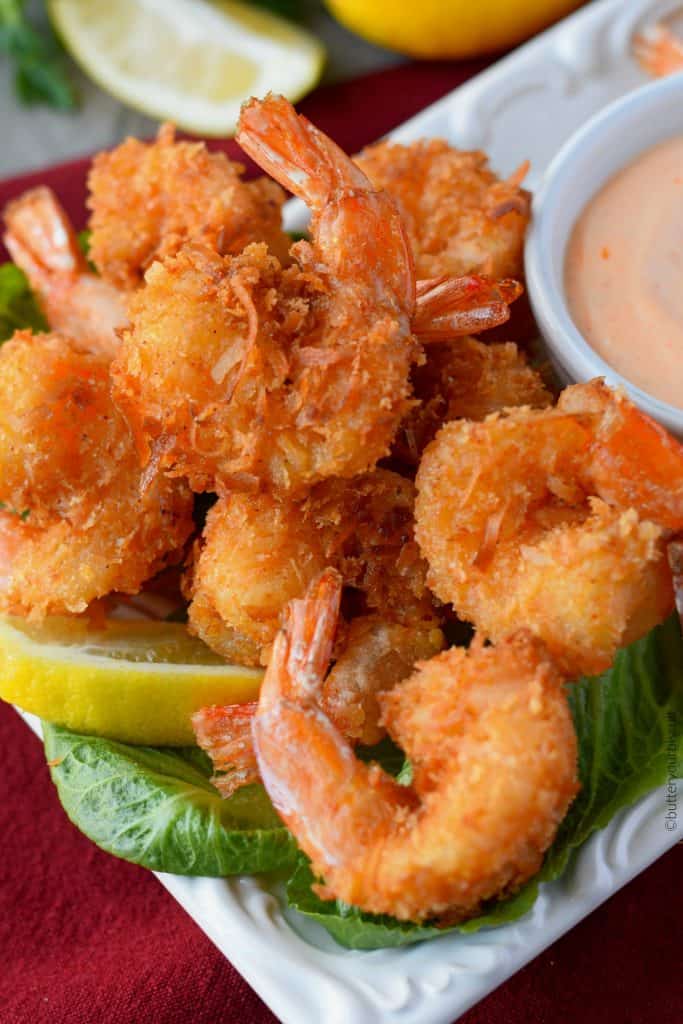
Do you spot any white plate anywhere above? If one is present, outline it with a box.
[17,1,683,1019]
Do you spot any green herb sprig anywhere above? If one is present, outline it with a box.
[0,0,76,109]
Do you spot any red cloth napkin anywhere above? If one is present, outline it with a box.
[0,59,680,1024]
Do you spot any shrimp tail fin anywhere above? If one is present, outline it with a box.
[413,275,523,341]
[257,567,342,713]
[633,25,683,78]
[560,379,683,530]
[192,702,260,798]
[3,186,87,284]
[284,566,343,698]
[238,94,415,309]
[237,94,368,207]
[486,161,531,219]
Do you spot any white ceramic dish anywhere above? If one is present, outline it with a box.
[526,73,683,436]
[16,1,683,1021]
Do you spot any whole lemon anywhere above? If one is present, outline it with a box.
[325,0,585,59]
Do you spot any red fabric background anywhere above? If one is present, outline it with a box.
[0,59,680,1024]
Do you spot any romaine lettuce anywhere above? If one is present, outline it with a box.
[0,263,47,341]
[44,728,298,876]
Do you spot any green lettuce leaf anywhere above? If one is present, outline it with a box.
[286,614,683,948]
[43,724,298,876]
[0,263,47,341]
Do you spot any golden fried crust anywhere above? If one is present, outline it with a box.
[356,139,529,280]
[0,331,125,525]
[192,614,443,795]
[186,491,328,664]
[114,243,418,495]
[320,616,444,746]
[185,469,438,663]
[0,471,193,619]
[87,124,290,290]
[395,337,552,464]
[305,470,436,625]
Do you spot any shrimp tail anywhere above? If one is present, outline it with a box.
[191,572,341,803]
[260,566,342,713]
[487,161,531,219]
[633,25,683,78]
[3,186,126,357]
[559,379,683,530]
[413,274,523,341]
[192,702,259,798]
[284,566,342,697]
[237,94,416,308]
[3,186,87,284]
[253,570,405,876]
[237,94,369,207]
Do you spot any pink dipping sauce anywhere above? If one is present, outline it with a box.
[565,135,683,410]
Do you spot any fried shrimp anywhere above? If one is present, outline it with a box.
[0,331,193,618]
[0,330,127,525]
[415,379,682,677]
[185,469,437,665]
[252,569,578,922]
[395,337,552,465]
[193,608,443,797]
[87,122,290,290]
[114,97,420,495]
[3,187,126,358]
[355,138,530,280]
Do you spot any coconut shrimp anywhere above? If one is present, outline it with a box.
[0,331,193,618]
[3,188,126,358]
[87,122,291,291]
[114,97,421,495]
[193,607,443,798]
[185,468,438,665]
[355,139,530,281]
[633,24,683,77]
[415,379,683,677]
[395,336,552,465]
[251,569,577,922]
[0,330,127,526]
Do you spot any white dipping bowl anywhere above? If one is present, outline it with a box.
[525,73,683,437]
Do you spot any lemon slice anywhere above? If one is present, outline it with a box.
[48,0,325,136]
[0,616,263,746]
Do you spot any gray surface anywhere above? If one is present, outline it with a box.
[2,2,402,178]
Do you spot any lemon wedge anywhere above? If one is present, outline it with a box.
[0,616,262,746]
[48,0,325,135]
